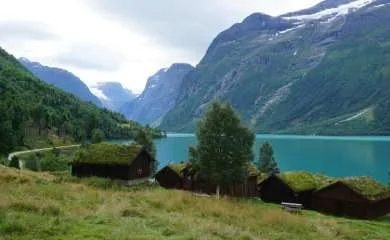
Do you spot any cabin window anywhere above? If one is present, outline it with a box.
[137,168,143,175]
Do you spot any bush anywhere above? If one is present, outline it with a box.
[40,153,69,172]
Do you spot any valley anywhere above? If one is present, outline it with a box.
[1,0,390,239]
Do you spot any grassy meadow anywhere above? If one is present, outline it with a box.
[0,165,389,240]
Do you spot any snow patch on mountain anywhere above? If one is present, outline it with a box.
[278,24,305,34]
[284,0,376,22]
[373,3,390,8]
[90,87,109,100]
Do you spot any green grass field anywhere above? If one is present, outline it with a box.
[0,165,389,240]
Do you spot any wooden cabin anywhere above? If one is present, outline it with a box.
[156,162,260,198]
[155,163,189,189]
[71,143,155,181]
[258,172,319,208]
[312,180,390,219]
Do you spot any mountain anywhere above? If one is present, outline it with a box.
[90,82,136,111]
[121,63,194,125]
[18,58,103,107]
[161,0,390,135]
[0,46,156,155]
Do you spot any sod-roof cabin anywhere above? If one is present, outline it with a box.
[312,177,390,219]
[155,163,190,189]
[258,172,331,207]
[71,143,155,180]
[156,162,261,197]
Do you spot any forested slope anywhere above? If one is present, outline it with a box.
[0,47,157,155]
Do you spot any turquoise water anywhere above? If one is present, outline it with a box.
[115,134,390,184]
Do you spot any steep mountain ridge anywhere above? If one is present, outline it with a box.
[161,0,390,134]
[121,63,194,125]
[19,58,103,107]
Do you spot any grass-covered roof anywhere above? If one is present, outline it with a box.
[73,143,142,166]
[278,172,334,192]
[168,163,190,178]
[338,177,390,200]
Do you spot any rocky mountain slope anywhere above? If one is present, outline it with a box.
[161,0,390,135]
[19,58,102,107]
[121,63,194,125]
[90,82,136,111]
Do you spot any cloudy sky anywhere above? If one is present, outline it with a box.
[0,0,322,93]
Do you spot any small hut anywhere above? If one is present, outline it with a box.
[155,163,189,189]
[258,172,329,208]
[71,143,155,181]
[156,162,260,197]
[312,177,390,219]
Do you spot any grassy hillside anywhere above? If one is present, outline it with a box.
[0,47,160,155]
[1,166,389,239]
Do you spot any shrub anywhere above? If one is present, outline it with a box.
[40,154,69,172]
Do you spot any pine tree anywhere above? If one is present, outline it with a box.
[258,142,278,174]
[190,102,255,199]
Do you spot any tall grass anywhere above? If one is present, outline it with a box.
[0,166,389,239]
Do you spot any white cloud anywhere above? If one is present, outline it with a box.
[0,0,322,93]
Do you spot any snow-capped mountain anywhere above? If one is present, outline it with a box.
[120,63,194,125]
[283,0,377,22]
[90,82,136,112]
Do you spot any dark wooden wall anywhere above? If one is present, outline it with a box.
[189,177,258,198]
[128,151,153,179]
[71,163,132,180]
[258,176,297,204]
[311,183,389,219]
[155,167,183,189]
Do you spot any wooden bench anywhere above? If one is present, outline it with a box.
[281,202,303,214]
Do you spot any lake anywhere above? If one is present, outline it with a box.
[115,134,390,184]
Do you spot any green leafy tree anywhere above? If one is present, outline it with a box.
[91,129,105,144]
[258,142,278,174]
[134,129,158,174]
[190,102,255,199]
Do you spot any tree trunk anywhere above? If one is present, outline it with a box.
[216,185,220,200]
